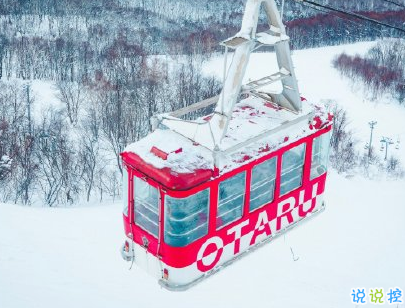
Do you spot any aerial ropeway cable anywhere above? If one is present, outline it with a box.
[298,1,366,29]
[379,0,405,9]
[296,0,395,37]
[294,0,405,34]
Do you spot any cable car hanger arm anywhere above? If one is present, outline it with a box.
[155,0,302,151]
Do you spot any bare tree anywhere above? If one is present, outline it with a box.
[329,106,358,173]
[386,156,404,178]
[79,106,102,202]
[56,81,87,125]
[36,108,81,206]
[0,155,12,183]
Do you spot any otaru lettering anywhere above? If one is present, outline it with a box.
[197,183,320,272]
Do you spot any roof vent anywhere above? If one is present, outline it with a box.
[150,146,183,160]
[150,146,168,160]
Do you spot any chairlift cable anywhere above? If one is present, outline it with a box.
[299,1,364,28]
[297,0,386,37]
[294,0,405,34]
[379,0,405,9]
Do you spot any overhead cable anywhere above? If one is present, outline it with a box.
[295,0,405,34]
[380,0,405,9]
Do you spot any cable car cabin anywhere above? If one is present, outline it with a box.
[120,96,332,290]
[120,0,333,291]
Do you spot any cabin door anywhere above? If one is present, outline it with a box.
[131,175,161,278]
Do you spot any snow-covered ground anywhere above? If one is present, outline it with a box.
[295,43,405,162]
[206,41,405,163]
[1,171,404,308]
[1,42,404,307]
[30,80,63,120]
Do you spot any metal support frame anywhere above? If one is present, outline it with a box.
[380,136,394,161]
[156,0,302,153]
[222,111,313,155]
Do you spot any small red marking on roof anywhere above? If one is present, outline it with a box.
[150,146,168,160]
[242,154,251,162]
[312,116,323,129]
[235,154,251,163]
[264,102,280,110]
[173,148,183,154]
[203,115,212,121]
[284,136,289,142]
[300,96,307,101]
[259,144,270,153]
[327,113,334,121]
[241,105,254,110]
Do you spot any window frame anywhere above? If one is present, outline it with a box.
[280,143,306,196]
[122,167,129,217]
[133,176,160,238]
[249,156,277,212]
[310,131,331,180]
[216,171,247,230]
[164,188,210,247]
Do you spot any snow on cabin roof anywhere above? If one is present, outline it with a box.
[124,129,214,174]
[124,96,330,178]
[218,97,312,151]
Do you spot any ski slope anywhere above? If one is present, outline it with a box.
[1,171,404,308]
[1,42,405,308]
[205,41,405,162]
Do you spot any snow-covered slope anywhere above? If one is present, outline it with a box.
[1,42,404,308]
[206,41,405,162]
[1,171,404,308]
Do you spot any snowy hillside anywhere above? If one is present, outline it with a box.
[205,41,405,163]
[1,172,404,308]
[1,42,405,308]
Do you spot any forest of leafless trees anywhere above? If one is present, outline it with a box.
[333,39,405,103]
[0,0,404,205]
[0,55,220,206]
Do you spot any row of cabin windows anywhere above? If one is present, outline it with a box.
[128,132,331,247]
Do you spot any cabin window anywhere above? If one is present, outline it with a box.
[122,169,129,217]
[280,144,306,196]
[164,189,209,247]
[311,132,331,180]
[250,157,277,211]
[217,171,246,229]
[134,177,159,237]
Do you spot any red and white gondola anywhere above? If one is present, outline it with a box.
[120,0,333,291]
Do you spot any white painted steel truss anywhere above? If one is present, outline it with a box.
[152,0,302,152]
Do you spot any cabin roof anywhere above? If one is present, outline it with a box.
[122,96,332,190]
